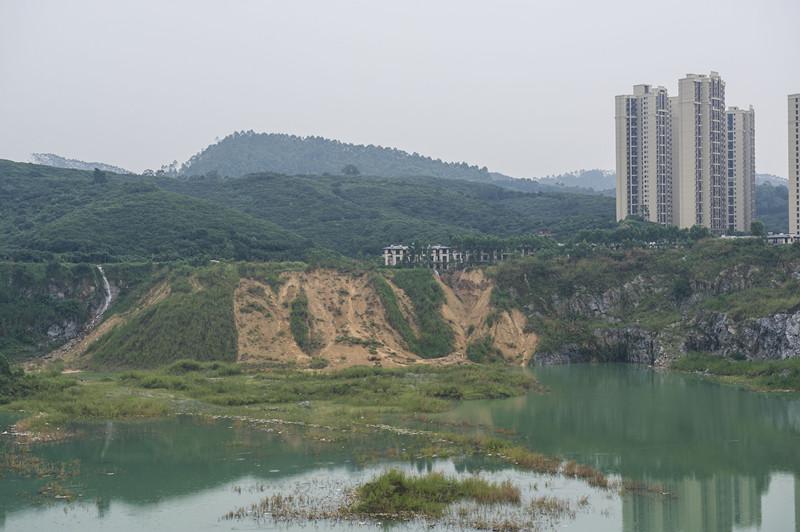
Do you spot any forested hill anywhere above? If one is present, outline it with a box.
[0,160,311,263]
[0,159,615,261]
[157,173,616,256]
[180,131,498,181]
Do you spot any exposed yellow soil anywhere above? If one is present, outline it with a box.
[234,271,418,369]
[438,269,537,366]
[235,268,537,369]
[38,268,536,371]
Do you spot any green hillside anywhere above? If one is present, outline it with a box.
[179,131,500,182]
[2,159,614,260]
[755,181,788,233]
[157,173,615,256]
[0,160,311,262]
[88,265,239,368]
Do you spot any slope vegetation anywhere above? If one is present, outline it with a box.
[0,160,311,262]
[18,263,536,370]
[180,131,499,182]
[158,173,615,255]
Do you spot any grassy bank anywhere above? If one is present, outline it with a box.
[88,265,240,368]
[2,363,536,434]
[672,354,800,392]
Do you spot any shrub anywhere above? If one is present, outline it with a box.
[289,291,314,352]
[309,357,329,370]
[388,270,454,358]
[466,336,503,364]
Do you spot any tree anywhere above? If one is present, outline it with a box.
[0,354,11,378]
[689,225,711,241]
[750,220,766,237]
[92,168,108,184]
[341,164,360,176]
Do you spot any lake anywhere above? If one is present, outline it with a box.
[2,365,799,531]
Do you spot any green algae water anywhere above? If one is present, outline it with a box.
[1,365,799,531]
[444,365,800,531]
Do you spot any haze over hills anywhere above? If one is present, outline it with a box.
[30,153,131,175]
[23,130,790,235]
[535,169,616,193]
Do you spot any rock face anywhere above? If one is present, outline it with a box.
[686,311,800,360]
[2,263,108,352]
[530,265,800,365]
[534,326,675,366]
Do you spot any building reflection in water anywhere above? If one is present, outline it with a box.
[622,473,766,532]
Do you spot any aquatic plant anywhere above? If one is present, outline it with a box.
[349,470,520,518]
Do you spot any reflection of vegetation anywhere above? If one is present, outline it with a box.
[350,469,520,517]
[673,354,800,391]
[467,365,800,480]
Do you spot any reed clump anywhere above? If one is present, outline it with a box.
[349,469,521,518]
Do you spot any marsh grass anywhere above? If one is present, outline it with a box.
[6,364,536,435]
[349,470,520,517]
[673,354,800,391]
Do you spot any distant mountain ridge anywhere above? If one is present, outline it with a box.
[180,131,498,182]
[31,153,131,174]
[755,173,788,186]
[535,169,616,192]
[177,130,622,199]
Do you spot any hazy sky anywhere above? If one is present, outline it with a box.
[1,0,798,177]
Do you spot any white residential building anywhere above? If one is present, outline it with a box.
[790,94,800,235]
[616,72,755,234]
[672,72,727,231]
[615,84,672,223]
[726,106,756,233]
[382,245,409,266]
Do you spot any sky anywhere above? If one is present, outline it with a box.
[1,0,798,178]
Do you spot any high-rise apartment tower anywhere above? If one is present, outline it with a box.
[616,72,755,234]
[726,106,755,233]
[790,94,800,235]
[615,84,672,224]
[672,72,727,231]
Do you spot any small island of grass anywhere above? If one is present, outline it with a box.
[349,469,521,518]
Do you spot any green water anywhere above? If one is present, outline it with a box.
[444,365,800,532]
[1,365,799,531]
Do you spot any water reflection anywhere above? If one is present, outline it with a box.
[2,366,799,531]
[443,365,800,532]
